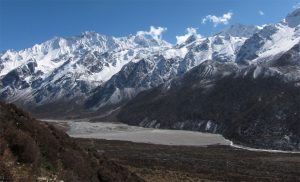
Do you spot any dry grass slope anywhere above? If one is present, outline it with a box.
[0,102,143,182]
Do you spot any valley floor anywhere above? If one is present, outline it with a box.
[45,119,300,181]
[44,119,231,146]
[76,139,300,182]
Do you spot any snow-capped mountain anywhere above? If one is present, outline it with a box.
[116,10,300,150]
[0,31,172,110]
[115,9,300,151]
[218,23,262,38]
[283,7,300,28]
[118,57,300,151]
[236,24,300,64]
[1,8,300,115]
[85,30,251,110]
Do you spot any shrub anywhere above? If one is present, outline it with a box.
[5,129,40,164]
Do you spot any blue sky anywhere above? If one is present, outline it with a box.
[0,0,300,51]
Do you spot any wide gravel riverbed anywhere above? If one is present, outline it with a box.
[43,119,231,146]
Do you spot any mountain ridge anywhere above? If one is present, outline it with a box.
[1,8,300,117]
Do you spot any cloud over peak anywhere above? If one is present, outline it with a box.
[202,12,233,27]
[176,27,201,45]
[137,26,167,39]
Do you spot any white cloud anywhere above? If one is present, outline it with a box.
[259,10,265,16]
[293,3,300,9]
[176,27,202,45]
[202,12,233,27]
[137,26,167,39]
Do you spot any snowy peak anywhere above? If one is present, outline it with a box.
[0,30,171,75]
[79,31,100,38]
[284,8,300,28]
[184,34,200,45]
[131,34,171,48]
[176,28,202,45]
[0,29,176,107]
[219,23,261,38]
[236,22,299,63]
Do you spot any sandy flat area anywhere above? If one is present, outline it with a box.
[43,119,231,146]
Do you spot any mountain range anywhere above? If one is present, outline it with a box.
[1,8,300,150]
